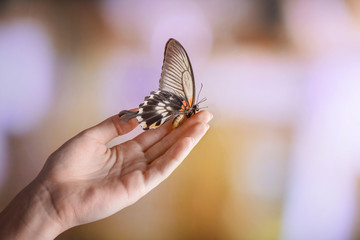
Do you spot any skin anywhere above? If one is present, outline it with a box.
[0,110,213,239]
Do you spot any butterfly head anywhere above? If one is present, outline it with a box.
[187,104,200,118]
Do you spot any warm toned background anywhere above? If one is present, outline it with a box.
[1,0,360,239]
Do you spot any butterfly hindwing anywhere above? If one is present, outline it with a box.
[136,91,183,130]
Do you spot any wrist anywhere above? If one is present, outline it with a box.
[0,178,65,240]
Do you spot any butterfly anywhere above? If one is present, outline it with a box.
[119,38,206,130]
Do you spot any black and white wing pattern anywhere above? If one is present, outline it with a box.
[119,38,199,130]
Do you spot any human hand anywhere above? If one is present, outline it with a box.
[0,110,212,239]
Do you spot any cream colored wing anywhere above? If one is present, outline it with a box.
[159,38,195,106]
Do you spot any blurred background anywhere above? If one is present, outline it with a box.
[1,0,360,239]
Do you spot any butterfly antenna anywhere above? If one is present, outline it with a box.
[196,83,204,103]
[198,97,207,105]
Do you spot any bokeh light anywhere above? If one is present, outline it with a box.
[1,1,360,239]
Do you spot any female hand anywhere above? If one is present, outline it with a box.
[0,110,212,239]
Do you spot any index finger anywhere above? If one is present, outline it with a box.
[84,112,138,144]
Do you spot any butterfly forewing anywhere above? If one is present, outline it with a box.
[160,39,195,106]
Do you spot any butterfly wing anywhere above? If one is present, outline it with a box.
[135,90,184,130]
[159,38,195,107]
[119,39,196,130]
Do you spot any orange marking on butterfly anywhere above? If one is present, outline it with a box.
[180,97,193,112]
[188,97,193,106]
[149,123,158,129]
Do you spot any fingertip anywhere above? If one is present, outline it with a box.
[201,110,213,122]
[108,114,139,136]
[207,111,214,121]
[193,110,213,124]
[85,113,139,144]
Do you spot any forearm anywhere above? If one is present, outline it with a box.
[0,179,64,240]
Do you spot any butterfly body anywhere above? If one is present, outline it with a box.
[119,38,204,130]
